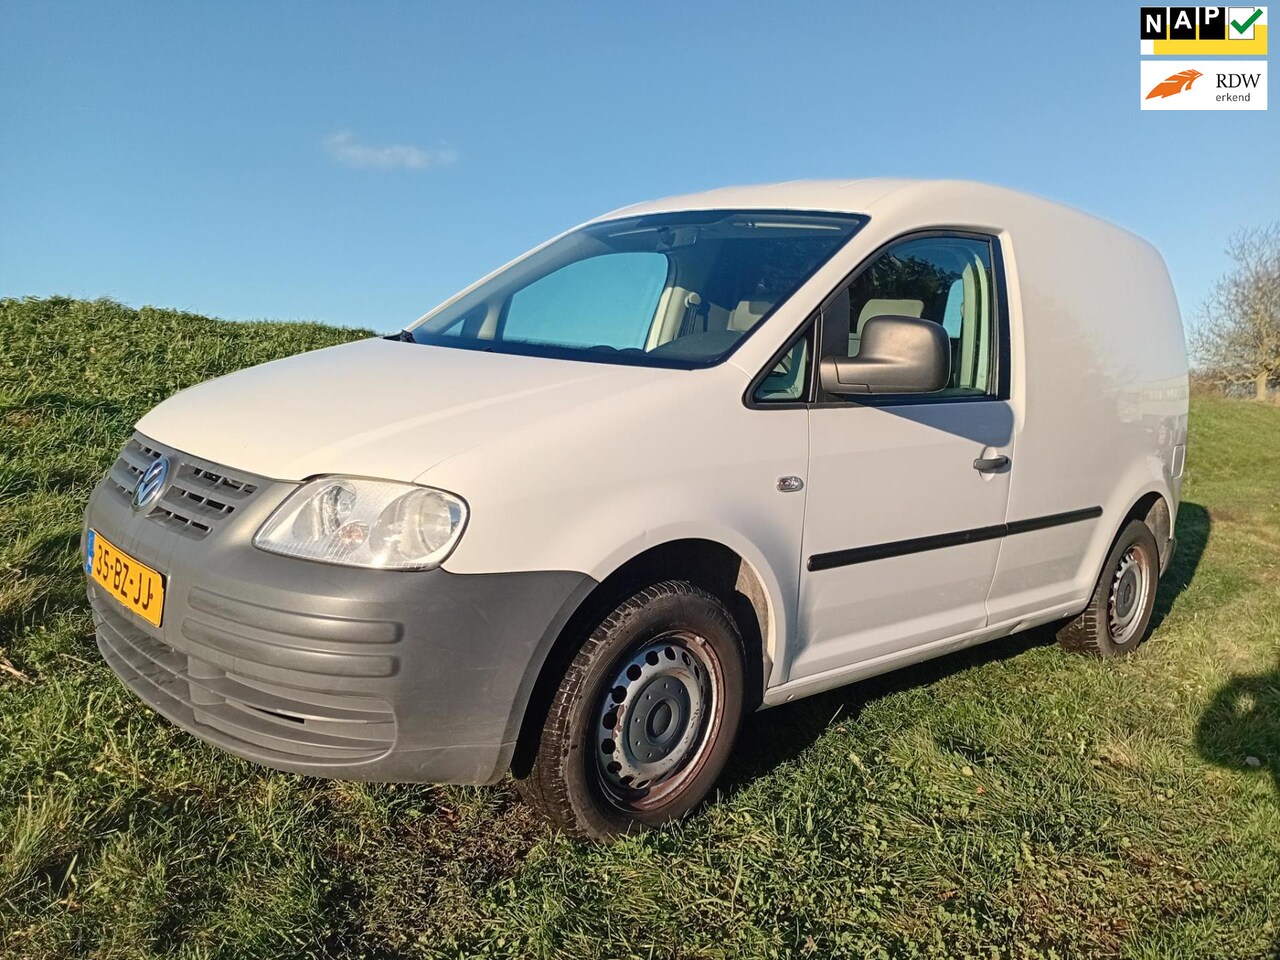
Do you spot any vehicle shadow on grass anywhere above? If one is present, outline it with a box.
[720,501,1213,799]
[1196,659,1280,799]
[719,625,1061,797]
[1150,501,1211,632]
[1196,655,1280,960]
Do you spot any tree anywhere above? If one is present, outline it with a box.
[1192,224,1280,401]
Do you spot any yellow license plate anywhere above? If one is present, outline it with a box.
[86,529,165,627]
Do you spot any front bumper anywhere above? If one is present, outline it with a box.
[84,436,594,785]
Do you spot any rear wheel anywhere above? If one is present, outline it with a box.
[1057,519,1160,658]
[516,580,745,839]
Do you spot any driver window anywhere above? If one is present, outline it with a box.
[841,236,994,395]
[502,252,669,350]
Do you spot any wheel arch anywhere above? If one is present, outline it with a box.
[1084,487,1175,598]
[509,537,774,778]
[1123,489,1174,573]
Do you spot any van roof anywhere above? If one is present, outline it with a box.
[594,178,1124,236]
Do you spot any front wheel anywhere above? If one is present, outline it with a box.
[1057,519,1160,658]
[516,580,746,839]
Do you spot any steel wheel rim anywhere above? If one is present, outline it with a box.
[1108,544,1152,645]
[593,631,719,808]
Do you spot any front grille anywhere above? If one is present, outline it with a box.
[107,434,262,540]
[92,589,397,765]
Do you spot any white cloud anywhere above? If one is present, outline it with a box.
[324,131,458,172]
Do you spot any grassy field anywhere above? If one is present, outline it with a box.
[1,296,1278,959]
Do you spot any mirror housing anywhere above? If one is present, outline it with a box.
[820,315,951,396]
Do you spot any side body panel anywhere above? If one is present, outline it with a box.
[426,364,809,683]
[981,211,1188,621]
[791,401,1013,680]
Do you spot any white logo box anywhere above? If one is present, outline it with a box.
[1140,59,1268,109]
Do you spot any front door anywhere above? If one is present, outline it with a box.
[790,233,1014,682]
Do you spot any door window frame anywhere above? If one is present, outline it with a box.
[744,227,1012,410]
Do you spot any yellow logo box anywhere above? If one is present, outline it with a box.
[1140,5,1268,54]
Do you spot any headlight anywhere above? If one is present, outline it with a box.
[253,477,468,570]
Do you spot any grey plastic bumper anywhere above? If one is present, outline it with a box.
[83,464,595,785]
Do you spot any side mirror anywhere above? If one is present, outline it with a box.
[819,315,951,396]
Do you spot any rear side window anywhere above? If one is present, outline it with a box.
[838,236,995,396]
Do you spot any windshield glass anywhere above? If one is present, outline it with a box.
[407,210,866,368]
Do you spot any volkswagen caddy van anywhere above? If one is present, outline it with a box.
[84,180,1189,838]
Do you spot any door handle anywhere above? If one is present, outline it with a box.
[973,455,1010,473]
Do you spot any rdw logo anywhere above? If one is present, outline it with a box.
[1217,71,1263,87]
[1146,68,1204,98]
[1140,59,1268,109]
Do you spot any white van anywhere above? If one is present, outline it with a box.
[84,180,1188,838]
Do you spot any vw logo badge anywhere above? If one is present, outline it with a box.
[132,456,171,511]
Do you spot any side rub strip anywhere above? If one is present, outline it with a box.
[807,507,1103,572]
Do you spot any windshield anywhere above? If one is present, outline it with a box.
[406,210,866,368]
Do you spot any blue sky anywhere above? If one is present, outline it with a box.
[2,0,1277,332]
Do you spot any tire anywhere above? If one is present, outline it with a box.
[516,580,746,839]
[1057,519,1160,658]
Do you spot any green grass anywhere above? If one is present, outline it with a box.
[2,295,1279,959]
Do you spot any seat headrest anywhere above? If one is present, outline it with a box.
[727,299,773,332]
[855,298,925,335]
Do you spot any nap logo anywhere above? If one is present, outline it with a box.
[1139,6,1268,54]
[1140,59,1268,108]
